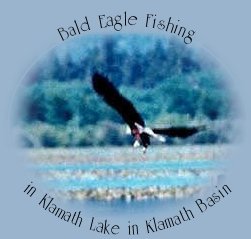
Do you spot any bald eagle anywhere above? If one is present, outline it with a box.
[92,73,204,152]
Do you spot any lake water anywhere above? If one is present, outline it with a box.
[35,159,222,191]
[28,146,227,213]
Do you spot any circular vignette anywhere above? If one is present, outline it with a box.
[12,34,239,213]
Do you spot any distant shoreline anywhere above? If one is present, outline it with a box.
[26,144,229,164]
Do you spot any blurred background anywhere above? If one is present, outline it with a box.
[17,34,236,148]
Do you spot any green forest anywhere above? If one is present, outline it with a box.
[18,35,235,148]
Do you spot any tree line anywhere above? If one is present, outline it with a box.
[18,35,235,147]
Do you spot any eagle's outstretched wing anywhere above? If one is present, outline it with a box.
[92,73,145,130]
[92,73,204,150]
[152,126,205,138]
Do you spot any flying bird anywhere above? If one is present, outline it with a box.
[92,73,204,152]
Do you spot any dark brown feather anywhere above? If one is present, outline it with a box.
[153,126,205,138]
